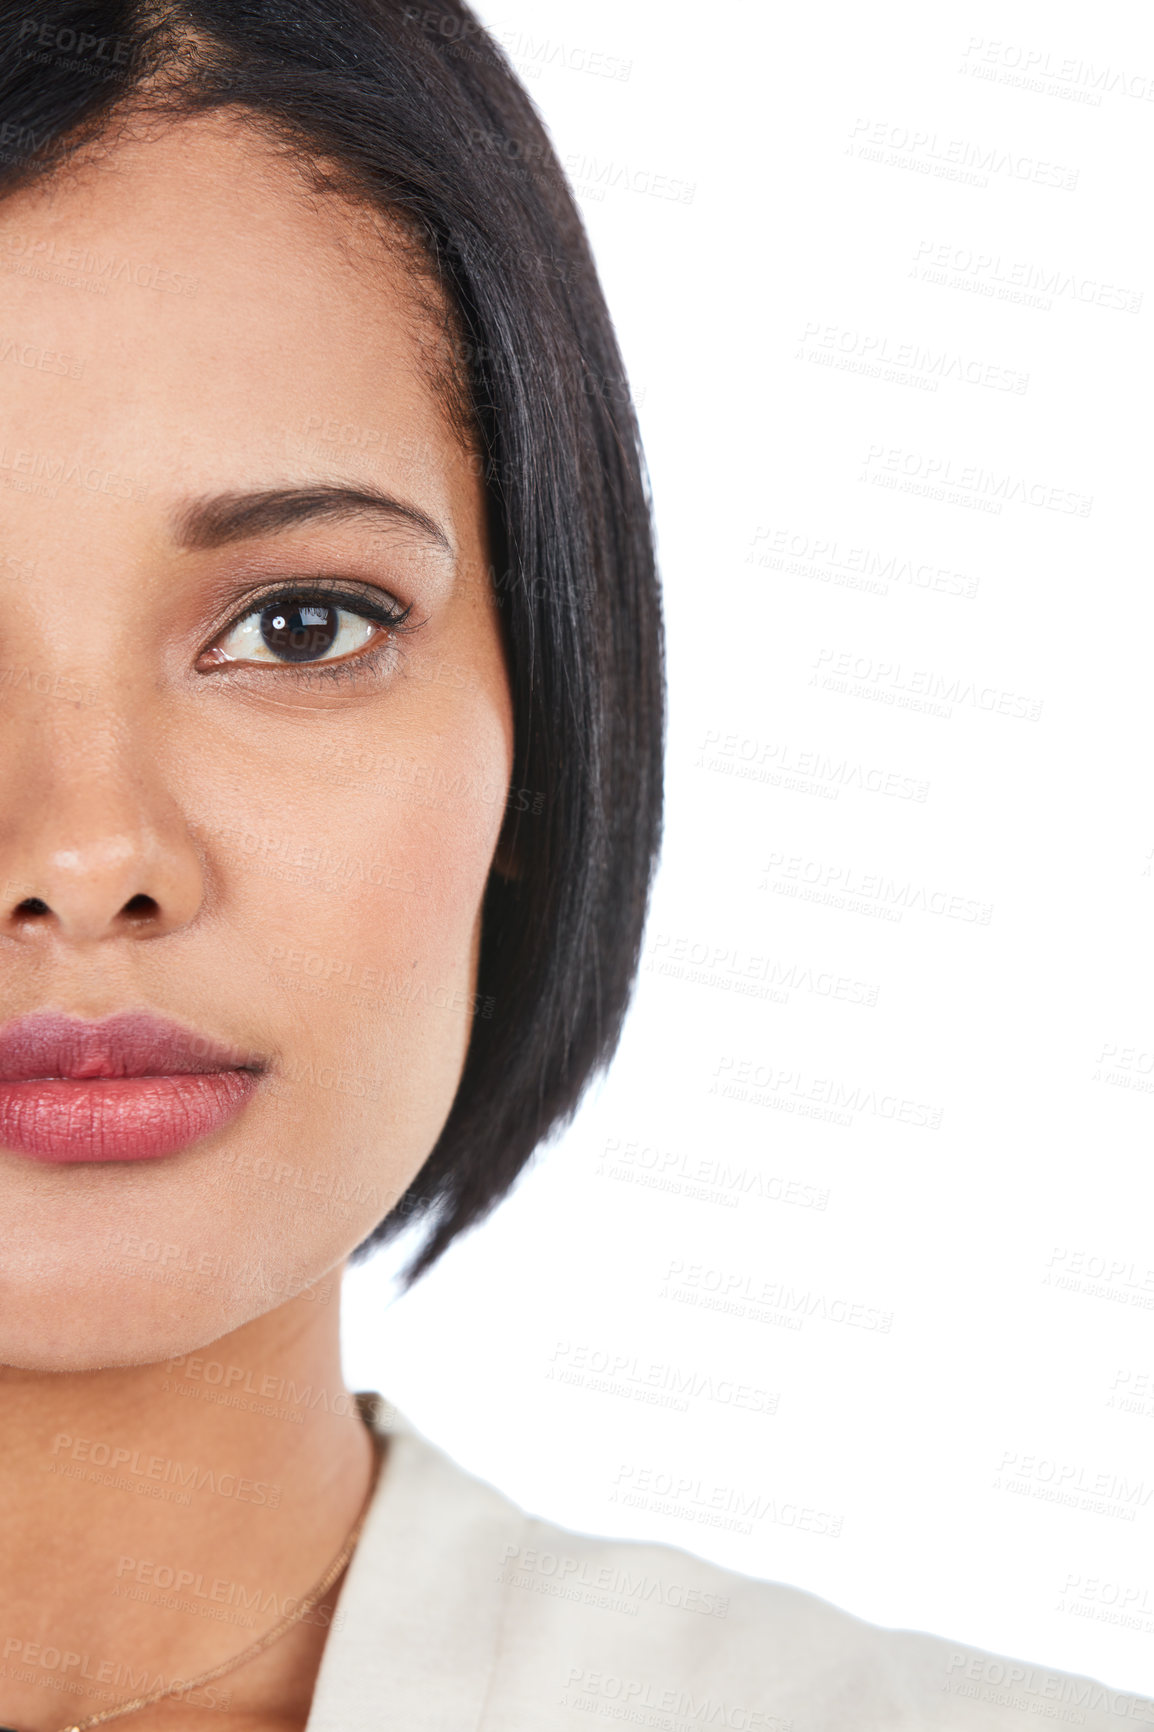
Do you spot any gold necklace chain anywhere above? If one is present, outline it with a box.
[6,1421,385,1732]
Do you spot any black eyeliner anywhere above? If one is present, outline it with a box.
[234,580,414,632]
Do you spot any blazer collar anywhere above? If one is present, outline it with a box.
[305,1396,526,1730]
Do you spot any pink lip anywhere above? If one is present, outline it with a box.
[0,1012,264,1164]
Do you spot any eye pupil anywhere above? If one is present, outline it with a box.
[260,601,340,662]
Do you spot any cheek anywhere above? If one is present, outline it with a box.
[316,723,505,994]
[226,675,510,1122]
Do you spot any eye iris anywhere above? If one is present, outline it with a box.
[259,602,340,662]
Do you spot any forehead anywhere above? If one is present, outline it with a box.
[0,111,463,510]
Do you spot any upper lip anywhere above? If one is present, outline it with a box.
[0,1012,264,1081]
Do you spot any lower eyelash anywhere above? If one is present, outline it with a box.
[279,635,403,685]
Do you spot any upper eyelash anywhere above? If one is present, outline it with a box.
[226,581,415,634]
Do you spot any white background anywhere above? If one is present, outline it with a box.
[344,0,1154,1693]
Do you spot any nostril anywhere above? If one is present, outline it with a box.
[121,893,160,919]
[15,897,50,917]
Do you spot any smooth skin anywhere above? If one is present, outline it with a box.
[0,110,513,1729]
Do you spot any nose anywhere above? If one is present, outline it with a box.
[0,722,205,945]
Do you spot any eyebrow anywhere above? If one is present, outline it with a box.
[170,484,454,557]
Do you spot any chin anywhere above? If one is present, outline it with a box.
[0,1282,242,1373]
[0,1239,340,1373]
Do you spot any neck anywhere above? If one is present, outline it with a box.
[0,1271,377,1732]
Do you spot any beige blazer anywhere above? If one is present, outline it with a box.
[304,1398,1151,1729]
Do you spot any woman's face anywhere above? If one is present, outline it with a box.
[0,113,513,1369]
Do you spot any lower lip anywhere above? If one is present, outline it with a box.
[0,1072,259,1163]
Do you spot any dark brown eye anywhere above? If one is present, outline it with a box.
[259,601,340,662]
[203,586,402,670]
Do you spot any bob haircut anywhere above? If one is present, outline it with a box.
[0,0,664,1279]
